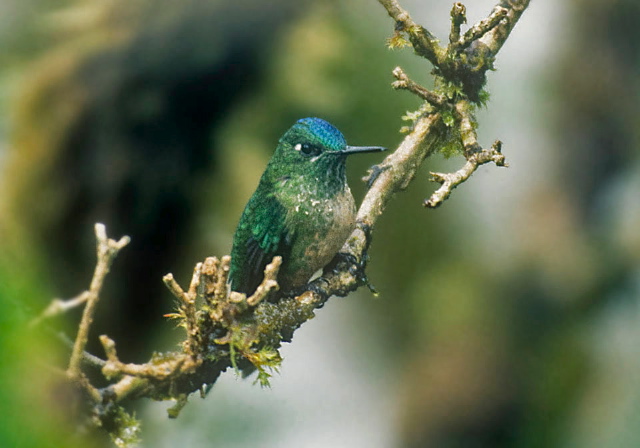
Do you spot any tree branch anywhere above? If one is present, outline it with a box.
[376,1,526,209]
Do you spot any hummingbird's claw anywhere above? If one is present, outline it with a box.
[364,164,390,189]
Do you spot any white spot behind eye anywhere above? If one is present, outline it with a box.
[294,143,302,151]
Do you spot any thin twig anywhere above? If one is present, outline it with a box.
[425,140,506,208]
[448,3,467,48]
[163,273,186,302]
[67,224,130,381]
[480,0,531,55]
[163,269,203,354]
[392,67,446,106]
[247,256,282,306]
[184,262,202,352]
[29,291,90,328]
[55,331,106,369]
[214,255,231,304]
[377,0,445,64]
[100,335,199,379]
[458,6,508,50]
[104,375,150,403]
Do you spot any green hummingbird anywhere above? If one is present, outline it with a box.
[229,117,386,296]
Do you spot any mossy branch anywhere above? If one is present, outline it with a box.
[377,0,529,208]
[34,0,529,444]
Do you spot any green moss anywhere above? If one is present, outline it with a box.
[248,348,282,387]
[477,89,491,107]
[386,34,411,49]
[441,108,456,127]
[400,103,435,133]
[106,407,142,448]
[166,395,189,419]
[206,297,318,386]
[440,135,465,158]
[435,77,464,100]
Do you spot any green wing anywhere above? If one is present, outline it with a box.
[229,192,293,295]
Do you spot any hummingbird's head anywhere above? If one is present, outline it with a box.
[269,117,385,181]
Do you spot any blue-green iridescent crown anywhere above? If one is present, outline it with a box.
[285,117,347,151]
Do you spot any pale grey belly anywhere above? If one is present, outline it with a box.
[280,190,356,290]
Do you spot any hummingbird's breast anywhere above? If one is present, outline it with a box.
[276,175,356,291]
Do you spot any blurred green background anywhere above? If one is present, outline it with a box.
[1,0,639,447]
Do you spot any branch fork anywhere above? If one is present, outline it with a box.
[378,0,526,207]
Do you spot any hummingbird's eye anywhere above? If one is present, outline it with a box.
[294,143,321,157]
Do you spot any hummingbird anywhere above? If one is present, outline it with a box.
[229,117,386,296]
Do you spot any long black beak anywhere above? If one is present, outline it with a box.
[339,145,387,155]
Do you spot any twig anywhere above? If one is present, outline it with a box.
[481,1,531,55]
[247,256,282,306]
[448,3,467,46]
[377,0,445,64]
[414,99,508,209]
[56,331,106,369]
[163,265,203,355]
[162,273,186,302]
[425,140,506,208]
[100,335,200,379]
[67,224,130,384]
[392,67,445,106]
[30,291,90,328]
[458,6,508,50]
[104,375,150,403]
[214,255,231,305]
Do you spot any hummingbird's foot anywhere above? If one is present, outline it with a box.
[285,221,376,303]
[321,251,372,297]
[331,252,378,296]
[363,164,390,189]
[283,284,307,299]
[284,277,330,301]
